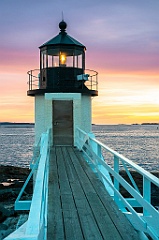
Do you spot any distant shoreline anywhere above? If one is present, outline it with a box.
[0,122,159,126]
[134,123,159,125]
[0,122,34,128]
[93,123,159,126]
[0,122,34,125]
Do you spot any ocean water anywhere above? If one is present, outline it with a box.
[0,126,34,168]
[92,124,159,172]
[0,125,159,171]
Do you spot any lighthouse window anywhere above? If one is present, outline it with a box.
[74,55,81,68]
[53,56,59,67]
[42,53,44,68]
[77,54,82,68]
[66,56,73,67]
[48,55,53,67]
[42,53,47,68]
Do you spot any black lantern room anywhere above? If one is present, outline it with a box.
[27,21,98,96]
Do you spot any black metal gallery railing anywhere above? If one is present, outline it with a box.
[27,68,98,92]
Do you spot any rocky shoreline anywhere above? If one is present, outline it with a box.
[0,166,32,239]
[0,165,158,239]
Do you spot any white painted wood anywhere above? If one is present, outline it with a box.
[25,132,49,237]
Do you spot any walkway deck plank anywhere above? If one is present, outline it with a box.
[47,147,64,240]
[48,147,140,240]
[56,147,83,240]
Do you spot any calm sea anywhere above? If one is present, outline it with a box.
[0,125,159,171]
[0,126,34,168]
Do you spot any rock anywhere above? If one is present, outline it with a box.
[0,215,28,239]
[3,216,19,229]
[0,184,5,190]
[0,189,19,202]
[0,166,33,206]
[0,212,4,223]
[0,165,30,176]
[0,204,14,223]
[0,228,15,240]
[0,166,32,191]
[0,223,7,230]
[0,166,32,239]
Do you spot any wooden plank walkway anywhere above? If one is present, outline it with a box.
[47,147,140,240]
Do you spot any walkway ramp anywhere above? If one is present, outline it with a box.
[48,147,140,240]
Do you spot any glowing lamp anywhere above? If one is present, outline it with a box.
[60,53,66,66]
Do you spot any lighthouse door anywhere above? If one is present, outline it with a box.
[53,100,73,146]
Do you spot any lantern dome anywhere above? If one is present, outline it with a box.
[39,20,86,49]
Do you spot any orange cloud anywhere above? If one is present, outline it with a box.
[92,73,159,124]
[0,72,34,122]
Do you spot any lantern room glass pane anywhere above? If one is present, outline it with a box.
[66,56,73,67]
[53,56,59,67]
[43,54,46,68]
[48,55,53,67]
[41,52,47,69]
[78,54,82,68]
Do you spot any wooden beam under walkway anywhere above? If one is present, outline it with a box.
[47,146,140,240]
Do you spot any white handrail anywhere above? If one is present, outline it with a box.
[76,127,159,240]
[25,132,49,238]
[5,130,50,240]
[92,137,159,187]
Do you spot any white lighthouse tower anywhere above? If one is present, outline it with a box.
[27,20,98,146]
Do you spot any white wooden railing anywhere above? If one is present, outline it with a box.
[76,127,159,240]
[5,130,50,240]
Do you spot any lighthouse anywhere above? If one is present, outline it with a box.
[8,21,154,240]
[27,20,98,146]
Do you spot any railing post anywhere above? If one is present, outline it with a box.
[30,70,32,90]
[114,156,120,206]
[97,144,102,159]
[96,144,103,171]
[143,176,151,216]
[88,133,99,170]
[76,128,82,150]
[29,72,30,90]
[78,129,81,149]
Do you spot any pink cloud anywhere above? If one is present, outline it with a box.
[0,48,39,73]
[86,48,159,75]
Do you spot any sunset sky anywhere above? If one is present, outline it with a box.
[0,0,159,124]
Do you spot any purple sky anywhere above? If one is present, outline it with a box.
[1,0,159,73]
[0,0,159,66]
